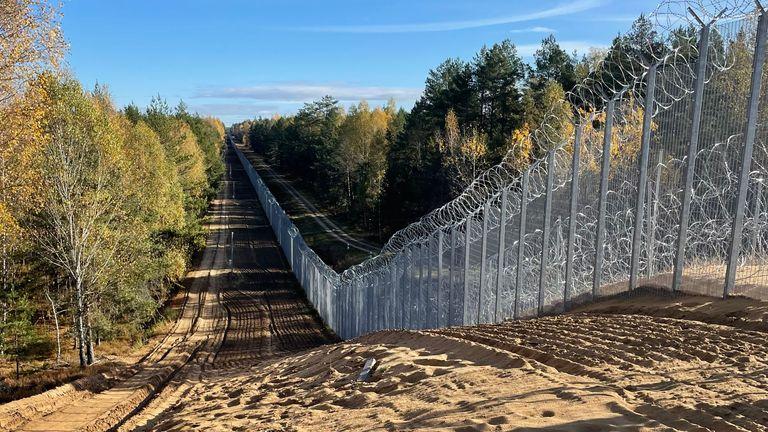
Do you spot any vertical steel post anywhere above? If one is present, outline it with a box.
[564,125,583,310]
[373,275,379,331]
[594,97,616,299]
[449,226,457,325]
[399,254,406,328]
[426,237,433,327]
[437,230,444,327]
[463,216,473,325]
[648,150,664,278]
[494,187,509,322]
[359,279,364,336]
[724,8,768,297]
[405,246,412,328]
[345,282,351,338]
[756,179,765,254]
[629,62,659,291]
[339,283,344,336]
[375,274,381,331]
[390,258,397,329]
[539,150,556,315]
[401,251,408,329]
[514,169,530,319]
[351,280,357,337]
[478,201,491,324]
[673,20,712,292]
[416,243,427,328]
[289,233,295,271]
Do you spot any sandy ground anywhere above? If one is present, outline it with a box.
[0,147,333,432]
[138,292,768,431]
[5,146,768,432]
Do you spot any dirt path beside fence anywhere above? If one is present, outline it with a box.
[0,147,334,432]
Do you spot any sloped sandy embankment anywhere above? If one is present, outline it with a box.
[142,292,768,431]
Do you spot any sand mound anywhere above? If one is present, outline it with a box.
[138,293,768,431]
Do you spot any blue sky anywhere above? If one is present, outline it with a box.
[61,0,653,125]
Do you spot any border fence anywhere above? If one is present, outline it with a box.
[235,0,768,339]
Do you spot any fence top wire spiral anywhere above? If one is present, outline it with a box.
[297,0,766,285]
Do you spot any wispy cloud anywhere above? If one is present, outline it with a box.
[279,0,604,33]
[516,40,605,57]
[510,26,556,34]
[187,103,280,117]
[585,15,637,23]
[194,83,423,103]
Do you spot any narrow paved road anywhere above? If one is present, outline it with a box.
[4,145,335,432]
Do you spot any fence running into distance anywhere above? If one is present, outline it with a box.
[235,0,768,339]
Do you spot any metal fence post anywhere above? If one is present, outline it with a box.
[673,16,713,292]
[352,280,358,337]
[724,6,768,297]
[426,237,434,327]
[539,150,556,315]
[564,124,583,310]
[390,259,397,329]
[756,179,765,254]
[478,201,491,324]
[449,225,457,325]
[594,96,617,299]
[405,245,413,329]
[648,150,664,278]
[346,282,352,338]
[416,243,427,328]
[463,216,473,325]
[629,62,659,291]
[401,250,408,329]
[360,278,367,335]
[514,169,530,319]
[437,230,444,327]
[371,275,378,331]
[494,187,509,322]
[289,233,295,271]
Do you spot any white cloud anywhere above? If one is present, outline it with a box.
[585,15,637,23]
[194,83,423,103]
[280,0,604,33]
[188,103,280,116]
[516,40,605,57]
[510,26,557,34]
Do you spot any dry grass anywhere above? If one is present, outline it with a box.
[0,306,178,404]
[0,362,121,404]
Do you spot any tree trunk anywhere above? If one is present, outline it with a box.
[75,278,87,367]
[72,308,77,350]
[85,304,94,365]
[45,288,62,364]
[346,171,352,212]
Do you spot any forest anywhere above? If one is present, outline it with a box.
[232,15,749,242]
[231,33,605,239]
[0,0,225,380]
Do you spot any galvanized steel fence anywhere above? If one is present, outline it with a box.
[235,0,768,339]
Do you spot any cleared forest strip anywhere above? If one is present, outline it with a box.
[236,144,379,270]
[115,145,335,431]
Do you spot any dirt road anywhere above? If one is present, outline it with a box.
[0,146,334,432]
[237,144,380,257]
